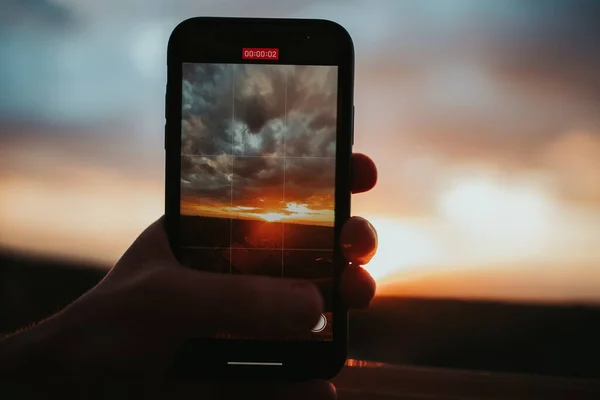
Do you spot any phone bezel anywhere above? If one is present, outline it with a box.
[165,17,354,380]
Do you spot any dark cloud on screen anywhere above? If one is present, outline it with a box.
[181,154,231,204]
[181,63,337,211]
[181,64,234,156]
[232,157,284,209]
[182,63,337,156]
[284,158,335,210]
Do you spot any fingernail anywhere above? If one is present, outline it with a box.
[341,217,378,265]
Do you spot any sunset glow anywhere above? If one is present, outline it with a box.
[362,216,439,281]
[2,1,600,304]
[180,199,334,226]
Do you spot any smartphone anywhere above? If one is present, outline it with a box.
[164,17,354,380]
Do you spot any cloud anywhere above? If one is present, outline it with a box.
[181,155,232,204]
[348,1,600,220]
[182,63,234,156]
[344,1,600,159]
[182,151,336,212]
[182,64,337,156]
[476,1,600,110]
[47,0,320,22]
[232,157,284,209]
[540,130,600,207]
[284,158,335,210]
[6,1,600,215]
[0,0,76,30]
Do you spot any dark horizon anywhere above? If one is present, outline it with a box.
[3,252,600,380]
[180,213,335,228]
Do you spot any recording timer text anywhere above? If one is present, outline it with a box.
[242,48,279,60]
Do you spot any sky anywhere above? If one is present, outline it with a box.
[180,63,337,225]
[1,0,600,303]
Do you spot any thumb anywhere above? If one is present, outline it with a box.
[119,216,177,266]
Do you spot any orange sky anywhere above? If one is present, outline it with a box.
[180,196,334,226]
[2,127,600,304]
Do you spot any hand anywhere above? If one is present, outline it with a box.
[0,153,378,399]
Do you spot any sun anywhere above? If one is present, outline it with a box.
[260,212,285,222]
[361,216,438,282]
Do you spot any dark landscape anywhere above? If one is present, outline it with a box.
[2,250,600,382]
[180,215,334,280]
[180,215,334,249]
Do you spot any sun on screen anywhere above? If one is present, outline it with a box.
[260,212,286,222]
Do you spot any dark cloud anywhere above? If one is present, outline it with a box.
[233,64,282,134]
[182,64,337,156]
[182,63,234,156]
[284,112,336,158]
[181,155,231,203]
[232,157,284,209]
[239,97,269,133]
[284,158,335,207]
[309,112,337,131]
[234,157,285,188]
[373,1,600,177]
[480,1,600,107]
[226,157,335,211]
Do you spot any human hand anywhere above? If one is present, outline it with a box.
[1,153,378,399]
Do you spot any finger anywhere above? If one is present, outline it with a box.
[311,274,374,310]
[120,216,176,266]
[163,380,336,400]
[352,153,377,194]
[340,216,378,265]
[154,269,323,338]
[312,277,333,296]
[341,264,376,309]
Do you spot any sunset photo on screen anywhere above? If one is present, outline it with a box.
[179,63,338,285]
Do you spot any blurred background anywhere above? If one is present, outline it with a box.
[2,0,600,381]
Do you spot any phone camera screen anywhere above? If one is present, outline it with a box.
[179,63,338,341]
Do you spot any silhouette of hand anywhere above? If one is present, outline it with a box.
[1,154,378,399]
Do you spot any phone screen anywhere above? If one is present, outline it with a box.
[179,63,338,341]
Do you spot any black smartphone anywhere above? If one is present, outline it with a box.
[164,17,354,380]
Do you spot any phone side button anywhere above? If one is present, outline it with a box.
[351,105,355,145]
[164,123,167,150]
